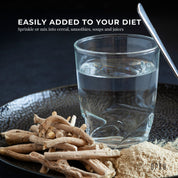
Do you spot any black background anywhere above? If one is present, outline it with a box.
[0,0,178,177]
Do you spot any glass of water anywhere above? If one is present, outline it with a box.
[74,34,160,148]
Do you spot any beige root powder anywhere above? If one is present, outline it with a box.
[112,141,178,178]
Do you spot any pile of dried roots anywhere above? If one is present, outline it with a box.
[0,111,120,178]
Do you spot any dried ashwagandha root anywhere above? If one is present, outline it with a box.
[44,149,120,160]
[44,137,87,148]
[0,111,118,178]
[29,135,50,146]
[0,129,36,145]
[55,123,94,145]
[30,152,104,178]
[80,124,87,131]
[39,147,56,174]
[0,143,43,153]
[82,159,115,176]
[70,115,77,126]
[0,149,35,162]
[33,114,45,124]
[54,143,78,151]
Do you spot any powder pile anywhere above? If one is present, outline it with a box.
[155,138,178,153]
[112,141,178,178]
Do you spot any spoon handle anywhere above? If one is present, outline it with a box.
[137,3,178,79]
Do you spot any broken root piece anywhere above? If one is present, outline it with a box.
[55,143,78,151]
[83,159,115,176]
[70,115,77,126]
[44,137,87,148]
[80,124,87,131]
[0,143,43,153]
[29,135,50,147]
[33,114,45,124]
[40,147,55,174]
[0,149,35,162]
[1,129,35,145]
[29,124,40,134]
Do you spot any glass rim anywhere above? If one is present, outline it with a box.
[74,33,159,55]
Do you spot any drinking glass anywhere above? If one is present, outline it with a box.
[74,34,160,148]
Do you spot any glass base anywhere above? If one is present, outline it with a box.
[93,136,149,149]
[81,109,153,149]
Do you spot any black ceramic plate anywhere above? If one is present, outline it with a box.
[0,84,177,178]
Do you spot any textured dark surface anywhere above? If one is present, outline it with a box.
[0,83,177,178]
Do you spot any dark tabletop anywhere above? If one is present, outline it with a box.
[0,1,178,177]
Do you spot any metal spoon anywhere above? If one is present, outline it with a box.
[137,3,178,79]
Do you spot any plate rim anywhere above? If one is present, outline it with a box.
[0,83,78,109]
[0,83,178,109]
